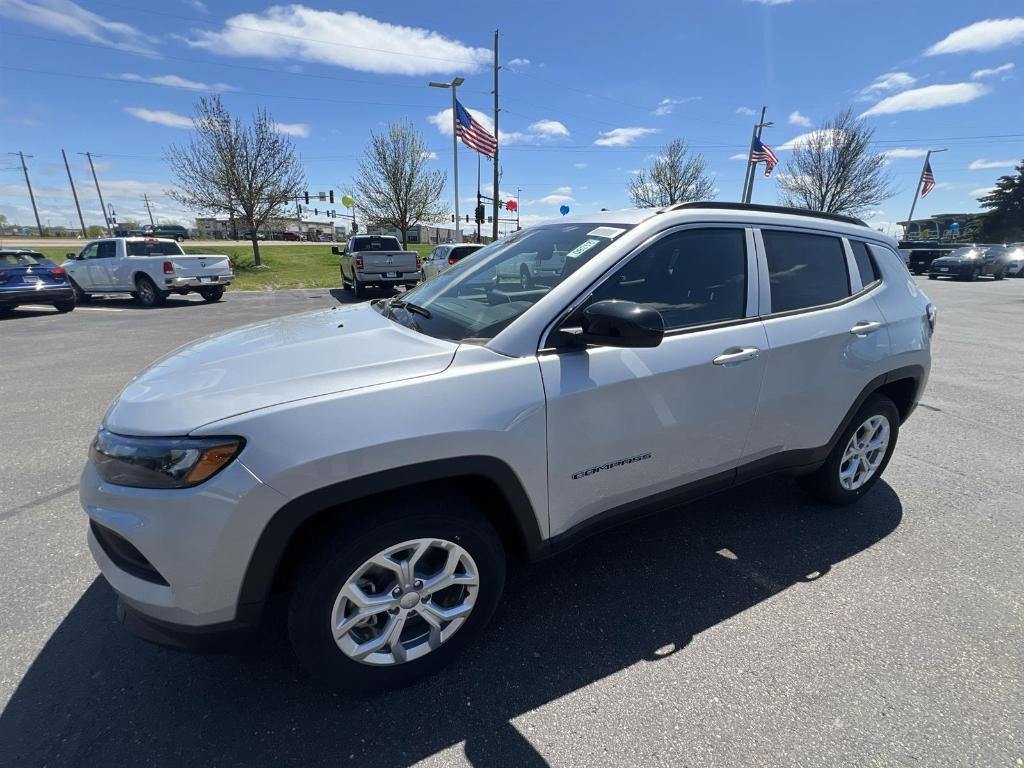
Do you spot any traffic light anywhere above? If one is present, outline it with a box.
[329,190,334,204]
[314,208,319,216]
[475,204,485,224]
[304,192,309,204]
[451,214,455,222]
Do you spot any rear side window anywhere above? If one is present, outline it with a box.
[449,246,479,262]
[850,240,880,286]
[0,252,41,266]
[762,230,849,313]
[96,241,116,259]
[127,241,184,256]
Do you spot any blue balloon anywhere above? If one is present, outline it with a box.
[559,204,570,216]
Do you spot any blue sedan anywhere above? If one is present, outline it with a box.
[0,249,77,314]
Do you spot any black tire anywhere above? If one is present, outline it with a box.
[966,267,980,282]
[341,269,352,292]
[287,497,506,692]
[198,286,225,302]
[797,394,900,506]
[69,278,91,303]
[352,274,364,299]
[175,235,185,243]
[135,275,166,307]
[928,274,938,280]
[519,265,533,290]
[912,269,923,276]
[53,299,76,313]
[993,267,1006,281]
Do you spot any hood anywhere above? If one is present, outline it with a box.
[104,303,458,435]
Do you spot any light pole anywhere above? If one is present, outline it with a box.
[905,148,947,239]
[429,77,464,243]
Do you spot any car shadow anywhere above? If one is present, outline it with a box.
[0,477,902,767]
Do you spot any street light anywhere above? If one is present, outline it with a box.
[429,77,465,243]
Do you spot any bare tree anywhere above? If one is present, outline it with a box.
[165,96,305,266]
[777,109,895,217]
[628,139,716,208]
[354,121,447,248]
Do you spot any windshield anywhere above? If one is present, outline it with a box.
[127,241,185,256]
[351,236,401,251]
[0,252,43,267]
[383,223,632,342]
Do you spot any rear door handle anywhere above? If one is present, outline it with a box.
[713,346,760,365]
[850,321,882,336]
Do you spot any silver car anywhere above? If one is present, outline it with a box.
[421,243,486,280]
[81,203,935,691]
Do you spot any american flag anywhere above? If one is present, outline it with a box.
[750,137,779,177]
[920,159,935,198]
[455,100,497,158]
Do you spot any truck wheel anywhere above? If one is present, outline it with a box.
[135,275,166,307]
[287,497,506,692]
[341,270,352,291]
[199,286,225,302]
[797,394,900,506]
[352,276,364,299]
[53,299,76,313]
[69,278,91,303]
[519,265,533,290]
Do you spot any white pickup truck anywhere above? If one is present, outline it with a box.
[63,237,234,307]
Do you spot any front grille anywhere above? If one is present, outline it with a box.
[90,521,169,585]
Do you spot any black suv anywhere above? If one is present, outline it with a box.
[928,245,1012,281]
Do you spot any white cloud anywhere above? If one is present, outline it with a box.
[970,186,995,197]
[859,82,989,116]
[925,17,1024,55]
[123,107,193,129]
[777,128,839,151]
[185,0,208,13]
[594,127,659,147]
[729,153,749,160]
[744,0,792,5]
[573,162,588,169]
[860,71,917,97]
[506,57,531,71]
[530,185,575,206]
[274,122,310,138]
[185,7,491,75]
[653,97,700,116]
[119,73,235,91]
[529,119,569,138]
[735,106,757,116]
[788,110,812,127]
[882,147,930,160]
[968,158,1016,170]
[421,150,438,160]
[0,0,157,55]
[971,62,1015,79]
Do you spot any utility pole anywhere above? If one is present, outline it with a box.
[516,185,521,230]
[905,148,947,239]
[492,29,500,241]
[428,76,465,243]
[61,149,87,237]
[476,154,482,242]
[142,193,155,226]
[80,152,111,236]
[9,152,43,236]
[741,107,773,203]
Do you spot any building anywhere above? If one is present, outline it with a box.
[195,216,338,241]
[898,213,985,241]
[366,224,461,244]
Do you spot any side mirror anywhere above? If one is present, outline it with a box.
[331,245,342,255]
[560,300,664,348]
[66,252,77,260]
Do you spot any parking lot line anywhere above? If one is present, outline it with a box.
[18,305,125,312]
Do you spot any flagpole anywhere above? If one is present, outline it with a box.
[905,148,946,239]
[741,107,765,202]
[491,29,500,242]
[451,84,461,242]
[743,107,772,204]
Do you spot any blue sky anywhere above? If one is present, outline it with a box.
[1,0,1022,235]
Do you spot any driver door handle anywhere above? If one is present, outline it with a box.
[850,321,882,336]
[713,346,760,365]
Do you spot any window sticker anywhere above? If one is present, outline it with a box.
[564,239,601,259]
[587,226,627,240]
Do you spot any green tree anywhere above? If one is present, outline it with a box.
[86,225,105,238]
[978,161,1024,242]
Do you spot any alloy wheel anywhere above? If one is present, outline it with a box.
[330,538,479,666]
[839,415,890,491]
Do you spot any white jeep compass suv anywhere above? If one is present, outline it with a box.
[81,203,935,690]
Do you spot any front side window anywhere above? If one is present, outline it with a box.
[576,228,747,331]
[762,230,849,313]
[384,223,632,342]
[850,240,880,286]
[79,243,98,260]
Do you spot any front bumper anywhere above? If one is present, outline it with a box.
[0,285,75,306]
[928,261,971,277]
[164,275,234,289]
[80,457,289,643]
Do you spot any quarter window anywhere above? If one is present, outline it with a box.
[762,230,849,313]
[850,240,880,286]
[583,228,747,331]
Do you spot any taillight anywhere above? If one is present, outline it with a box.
[926,303,937,334]
[0,270,8,283]
[448,256,457,265]
[415,254,421,268]
[355,255,364,270]
[228,259,233,270]
[163,261,174,274]
[51,266,65,277]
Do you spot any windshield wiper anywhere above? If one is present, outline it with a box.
[389,300,432,319]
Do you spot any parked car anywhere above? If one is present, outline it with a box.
[421,243,485,280]
[1005,244,1024,277]
[334,235,421,298]
[0,249,76,314]
[927,244,1011,280]
[81,202,934,691]
[63,237,234,306]
[142,224,190,242]
[898,240,957,275]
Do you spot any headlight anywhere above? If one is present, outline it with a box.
[90,428,244,489]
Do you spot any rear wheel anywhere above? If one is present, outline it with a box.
[198,286,225,302]
[287,498,505,691]
[798,394,900,506]
[175,235,185,243]
[53,299,76,313]
[135,275,166,307]
[352,275,364,299]
[928,274,938,280]
[519,265,533,290]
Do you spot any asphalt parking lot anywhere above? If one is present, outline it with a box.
[1,277,1022,767]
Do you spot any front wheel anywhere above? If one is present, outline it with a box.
[175,235,185,243]
[797,395,900,506]
[287,499,506,692]
[69,278,91,303]
[993,267,1006,280]
[966,267,980,282]
[928,274,938,280]
[198,286,225,302]
[53,299,76,313]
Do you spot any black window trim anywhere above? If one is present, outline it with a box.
[846,237,882,291]
[538,222,757,352]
